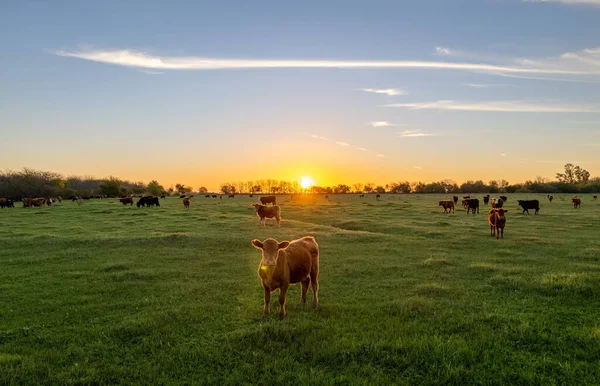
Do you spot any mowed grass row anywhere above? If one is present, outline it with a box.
[1,194,600,385]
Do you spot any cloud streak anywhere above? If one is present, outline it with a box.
[360,88,405,96]
[398,130,438,138]
[52,49,599,77]
[387,100,600,113]
[369,121,395,127]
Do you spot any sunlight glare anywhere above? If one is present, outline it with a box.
[300,177,314,189]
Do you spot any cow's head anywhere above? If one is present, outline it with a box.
[252,203,264,211]
[252,238,290,266]
[497,209,508,217]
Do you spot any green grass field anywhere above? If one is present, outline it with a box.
[1,194,600,385]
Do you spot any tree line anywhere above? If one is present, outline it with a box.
[0,164,597,200]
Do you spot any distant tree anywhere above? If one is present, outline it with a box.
[363,183,374,193]
[374,186,386,194]
[220,184,236,195]
[146,180,164,196]
[556,163,590,184]
[175,183,193,194]
[388,181,411,194]
[198,186,208,193]
[99,177,123,196]
[352,183,364,193]
[333,184,351,194]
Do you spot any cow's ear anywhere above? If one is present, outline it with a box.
[278,241,290,250]
[251,239,264,249]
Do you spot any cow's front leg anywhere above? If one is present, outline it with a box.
[278,285,288,319]
[263,286,271,318]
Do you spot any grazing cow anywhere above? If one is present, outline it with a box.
[180,195,186,199]
[594,195,598,201]
[376,194,381,199]
[253,204,282,227]
[57,196,62,203]
[453,196,458,204]
[439,200,455,214]
[517,199,540,215]
[119,197,133,206]
[324,195,329,199]
[160,195,166,199]
[461,198,470,209]
[205,195,211,198]
[359,194,365,198]
[548,194,553,202]
[466,198,480,214]
[488,209,508,239]
[251,236,320,319]
[483,195,490,206]
[572,196,581,209]
[137,196,159,208]
[212,195,217,198]
[0,198,14,208]
[260,195,277,205]
[249,194,253,198]
[492,198,504,209]
[228,194,235,198]
[499,196,508,202]
[24,198,45,207]
[183,196,191,209]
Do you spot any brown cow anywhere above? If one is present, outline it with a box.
[439,200,454,214]
[23,198,45,207]
[183,196,191,209]
[488,208,508,239]
[548,194,553,202]
[251,236,320,319]
[572,196,581,209]
[253,204,281,227]
[119,197,133,206]
[453,196,458,204]
[260,195,277,205]
[594,195,598,201]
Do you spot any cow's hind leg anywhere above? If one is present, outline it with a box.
[301,277,310,305]
[310,273,319,309]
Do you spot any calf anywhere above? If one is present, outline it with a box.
[253,204,282,227]
[572,196,581,209]
[517,199,540,215]
[453,196,458,204]
[466,198,480,214]
[260,195,277,205]
[492,198,504,208]
[251,236,320,319]
[483,195,490,206]
[183,196,191,209]
[488,209,508,239]
[439,200,455,214]
[548,194,553,202]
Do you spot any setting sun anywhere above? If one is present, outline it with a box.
[300,177,315,189]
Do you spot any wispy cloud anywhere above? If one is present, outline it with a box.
[355,146,369,151]
[336,141,350,147]
[360,88,405,96]
[435,47,452,56]
[523,0,600,5]
[311,134,330,141]
[463,83,513,88]
[387,100,600,113]
[398,130,438,138]
[413,165,423,169]
[52,49,600,78]
[499,153,507,156]
[369,121,395,127]
[139,69,163,75]
[376,154,385,158]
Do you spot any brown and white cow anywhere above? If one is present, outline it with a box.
[488,208,508,239]
[251,236,320,319]
[253,204,281,227]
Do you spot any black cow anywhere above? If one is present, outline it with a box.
[466,198,480,214]
[518,200,540,215]
[160,195,166,199]
[212,195,217,198]
[0,198,14,208]
[453,196,458,204]
[376,194,381,199]
[228,194,235,198]
[499,196,508,202]
[483,195,490,206]
[205,195,211,198]
[180,195,186,198]
[137,196,160,208]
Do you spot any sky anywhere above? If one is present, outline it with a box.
[1,0,600,191]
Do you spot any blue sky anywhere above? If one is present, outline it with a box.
[1,0,599,189]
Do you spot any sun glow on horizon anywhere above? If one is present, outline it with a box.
[300,177,315,189]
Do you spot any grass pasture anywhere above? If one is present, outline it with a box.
[1,193,600,385]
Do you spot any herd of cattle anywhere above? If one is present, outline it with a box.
[438,194,596,239]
